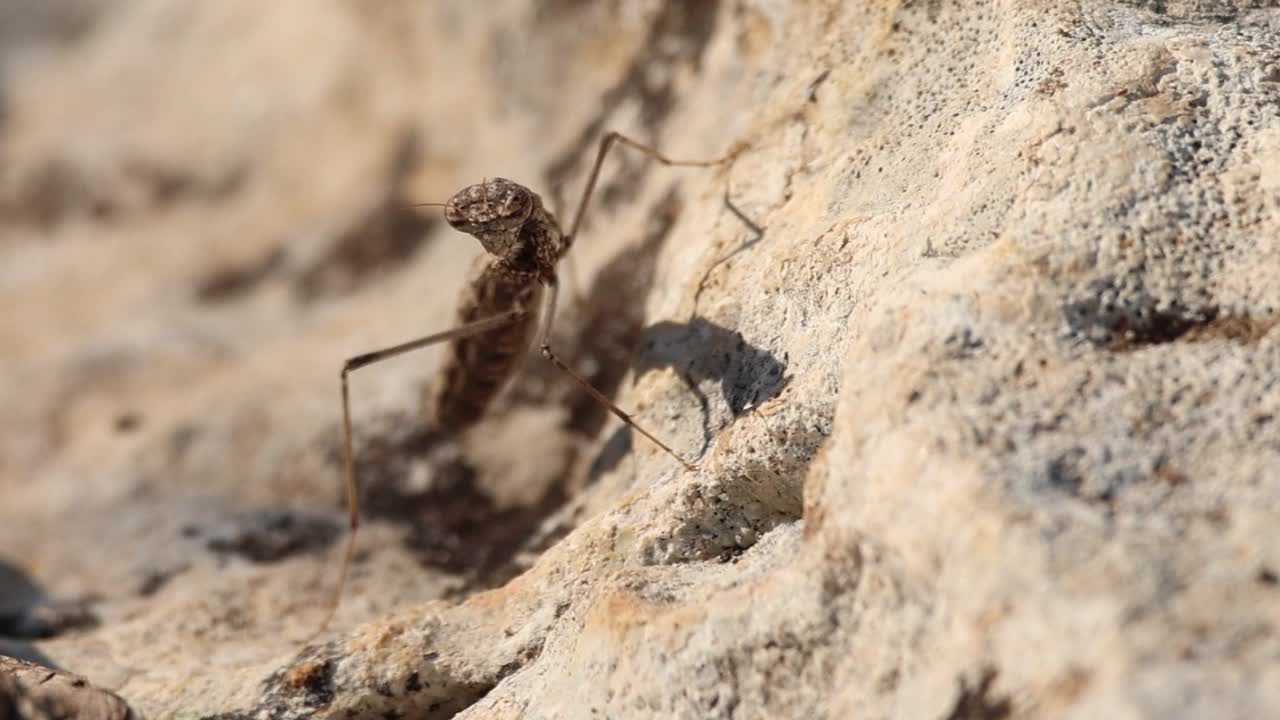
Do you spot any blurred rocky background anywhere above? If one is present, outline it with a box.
[1,1,1278,718]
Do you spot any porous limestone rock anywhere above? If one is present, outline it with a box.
[1,1,1277,718]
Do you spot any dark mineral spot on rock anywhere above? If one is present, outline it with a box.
[943,667,1013,720]
[196,247,287,303]
[259,643,339,712]
[1061,291,1278,352]
[283,659,333,695]
[1179,314,1280,347]
[1257,567,1278,587]
[196,509,341,564]
[0,154,245,228]
[112,412,142,433]
[135,564,189,597]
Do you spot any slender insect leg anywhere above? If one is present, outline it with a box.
[535,276,560,346]
[563,130,741,252]
[548,184,589,310]
[536,280,699,472]
[563,248,588,310]
[311,308,527,638]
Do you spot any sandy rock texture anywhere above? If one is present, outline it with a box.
[0,655,136,720]
[1,0,1278,718]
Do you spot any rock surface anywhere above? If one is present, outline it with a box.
[1,1,1278,718]
[0,655,136,720]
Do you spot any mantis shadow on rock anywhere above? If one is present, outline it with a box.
[582,190,786,481]
[637,316,790,442]
[582,315,788,482]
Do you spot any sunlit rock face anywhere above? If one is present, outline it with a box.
[1,2,1278,718]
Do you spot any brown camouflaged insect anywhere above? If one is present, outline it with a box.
[317,132,738,633]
